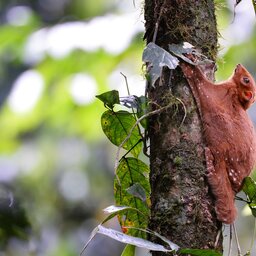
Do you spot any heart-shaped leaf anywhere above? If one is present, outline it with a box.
[96,90,120,109]
[114,158,150,237]
[101,110,142,157]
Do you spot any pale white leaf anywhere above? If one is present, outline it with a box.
[97,225,172,252]
[125,227,180,251]
[103,205,131,214]
[142,42,179,86]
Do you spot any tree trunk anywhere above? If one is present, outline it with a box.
[144,1,222,254]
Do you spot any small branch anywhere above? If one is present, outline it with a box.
[233,223,242,256]
[114,100,184,174]
[249,218,256,252]
[120,72,145,153]
[152,0,167,43]
[120,72,131,96]
[120,139,143,160]
[175,97,187,128]
[235,195,249,203]
[228,225,232,256]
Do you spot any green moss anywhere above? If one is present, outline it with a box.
[174,156,183,166]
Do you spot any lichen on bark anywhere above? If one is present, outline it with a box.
[144,0,222,254]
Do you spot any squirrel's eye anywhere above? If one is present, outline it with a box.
[243,77,250,84]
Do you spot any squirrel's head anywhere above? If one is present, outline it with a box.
[233,64,256,110]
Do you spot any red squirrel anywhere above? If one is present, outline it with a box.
[180,61,256,224]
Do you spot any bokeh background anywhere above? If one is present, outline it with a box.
[0,0,256,255]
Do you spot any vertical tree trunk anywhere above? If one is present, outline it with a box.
[144,1,222,254]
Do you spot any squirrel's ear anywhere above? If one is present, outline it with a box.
[235,64,241,73]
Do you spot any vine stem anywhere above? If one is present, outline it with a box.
[114,98,187,178]
[233,223,242,256]
[227,225,232,256]
[152,0,166,43]
[249,218,256,253]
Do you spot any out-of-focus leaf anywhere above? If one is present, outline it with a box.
[242,177,256,217]
[114,158,150,237]
[121,244,135,256]
[0,20,39,58]
[179,248,222,256]
[142,42,179,86]
[0,185,30,248]
[101,110,142,157]
[96,90,120,109]
[97,225,171,252]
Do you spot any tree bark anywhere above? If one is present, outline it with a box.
[144,1,222,254]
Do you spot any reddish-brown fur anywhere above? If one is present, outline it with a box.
[181,62,256,224]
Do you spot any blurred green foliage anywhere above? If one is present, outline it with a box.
[0,0,255,255]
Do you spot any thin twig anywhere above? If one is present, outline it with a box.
[120,72,131,96]
[114,98,186,174]
[152,0,166,43]
[249,218,256,253]
[228,224,232,256]
[114,104,170,174]
[120,139,143,160]
[235,195,249,202]
[214,229,221,248]
[120,72,145,154]
[233,223,242,256]
[175,97,187,127]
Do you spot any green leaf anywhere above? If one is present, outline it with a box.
[114,158,150,237]
[96,90,120,109]
[121,244,135,256]
[126,183,147,202]
[243,177,256,201]
[242,177,256,217]
[142,42,179,86]
[179,248,222,256]
[101,110,142,157]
